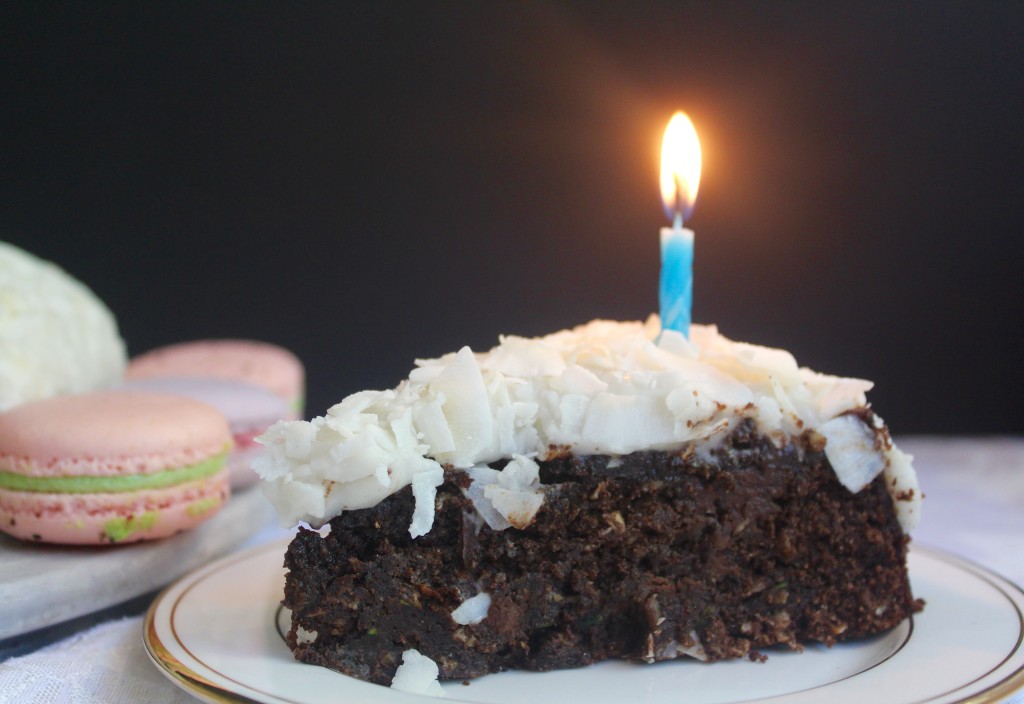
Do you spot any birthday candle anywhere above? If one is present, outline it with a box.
[658,111,702,337]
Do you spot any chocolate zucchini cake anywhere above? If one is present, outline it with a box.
[255,319,920,689]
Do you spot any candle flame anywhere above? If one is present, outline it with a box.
[660,111,702,225]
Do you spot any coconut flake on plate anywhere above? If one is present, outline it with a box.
[390,649,445,697]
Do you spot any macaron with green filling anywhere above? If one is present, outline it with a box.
[118,376,289,490]
[0,391,232,544]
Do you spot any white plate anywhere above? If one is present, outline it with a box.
[144,541,1024,704]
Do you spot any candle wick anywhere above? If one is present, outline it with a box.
[673,173,686,229]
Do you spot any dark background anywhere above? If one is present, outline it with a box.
[2,2,1021,433]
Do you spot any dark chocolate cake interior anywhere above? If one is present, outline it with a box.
[282,419,916,685]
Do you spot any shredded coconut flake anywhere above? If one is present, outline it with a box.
[451,592,492,625]
[255,317,919,534]
[390,649,445,697]
[295,626,318,644]
[677,630,709,661]
[409,464,444,538]
[314,523,332,538]
[466,455,544,531]
[820,414,885,492]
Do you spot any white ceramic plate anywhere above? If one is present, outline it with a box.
[144,541,1024,704]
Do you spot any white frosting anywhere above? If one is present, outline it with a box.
[882,441,920,531]
[255,318,920,533]
[0,242,126,411]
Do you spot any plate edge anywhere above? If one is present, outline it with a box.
[146,539,1024,704]
[910,545,1024,704]
[143,539,293,704]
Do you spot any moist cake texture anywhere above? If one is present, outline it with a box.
[256,319,921,686]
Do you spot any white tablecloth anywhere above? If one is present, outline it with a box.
[1,437,1022,703]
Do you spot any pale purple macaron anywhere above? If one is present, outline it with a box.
[120,376,288,489]
[125,340,305,419]
[0,391,232,545]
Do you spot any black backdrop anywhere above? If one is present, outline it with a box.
[3,2,1022,433]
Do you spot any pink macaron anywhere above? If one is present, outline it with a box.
[0,391,232,545]
[125,339,305,419]
[119,376,288,489]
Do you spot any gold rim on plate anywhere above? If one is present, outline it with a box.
[143,541,1024,704]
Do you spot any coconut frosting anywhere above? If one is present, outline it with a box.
[254,318,920,535]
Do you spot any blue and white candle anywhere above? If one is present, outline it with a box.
[659,218,694,335]
[658,111,702,337]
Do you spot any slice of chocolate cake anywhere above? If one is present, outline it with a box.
[255,319,921,688]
